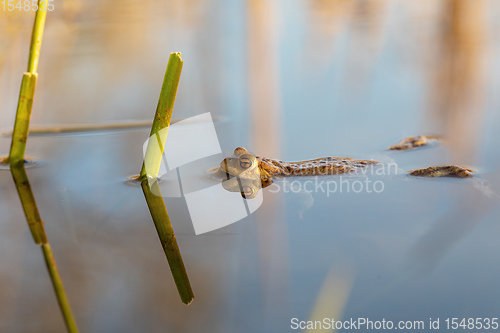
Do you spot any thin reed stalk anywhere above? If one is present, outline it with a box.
[140,52,194,304]
[140,52,184,180]
[7,0,47,164]
[8,73,37,164]
[7,3,79,331]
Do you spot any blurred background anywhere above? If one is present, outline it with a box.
[1,0,500,332]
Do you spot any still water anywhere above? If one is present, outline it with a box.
[1,0,500,332]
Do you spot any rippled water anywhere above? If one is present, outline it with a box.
[1,1,500,332]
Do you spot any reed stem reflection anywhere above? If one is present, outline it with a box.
[141,179,194,304]
[10,163,79,333]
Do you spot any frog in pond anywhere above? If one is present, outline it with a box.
[212,136,475,199]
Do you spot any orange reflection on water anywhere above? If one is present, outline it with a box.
[246,0,290,324]
[426,0,486,164]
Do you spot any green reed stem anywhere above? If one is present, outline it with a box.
[42,243,79,333]
[27,1,47,74]
[8,0,47,164]
[139,52,194,304]
[141,181,194,304]
[140,52,183,180]
[7,4,79,332]
[8,73,38,164]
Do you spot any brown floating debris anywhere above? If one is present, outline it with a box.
[388,135,440,150]
[408,165,474,178]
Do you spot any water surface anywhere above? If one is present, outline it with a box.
[1,1,500,332]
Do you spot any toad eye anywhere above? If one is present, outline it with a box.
[241,186,256,199]
[240,158,252,169]
[239,154,255,169]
